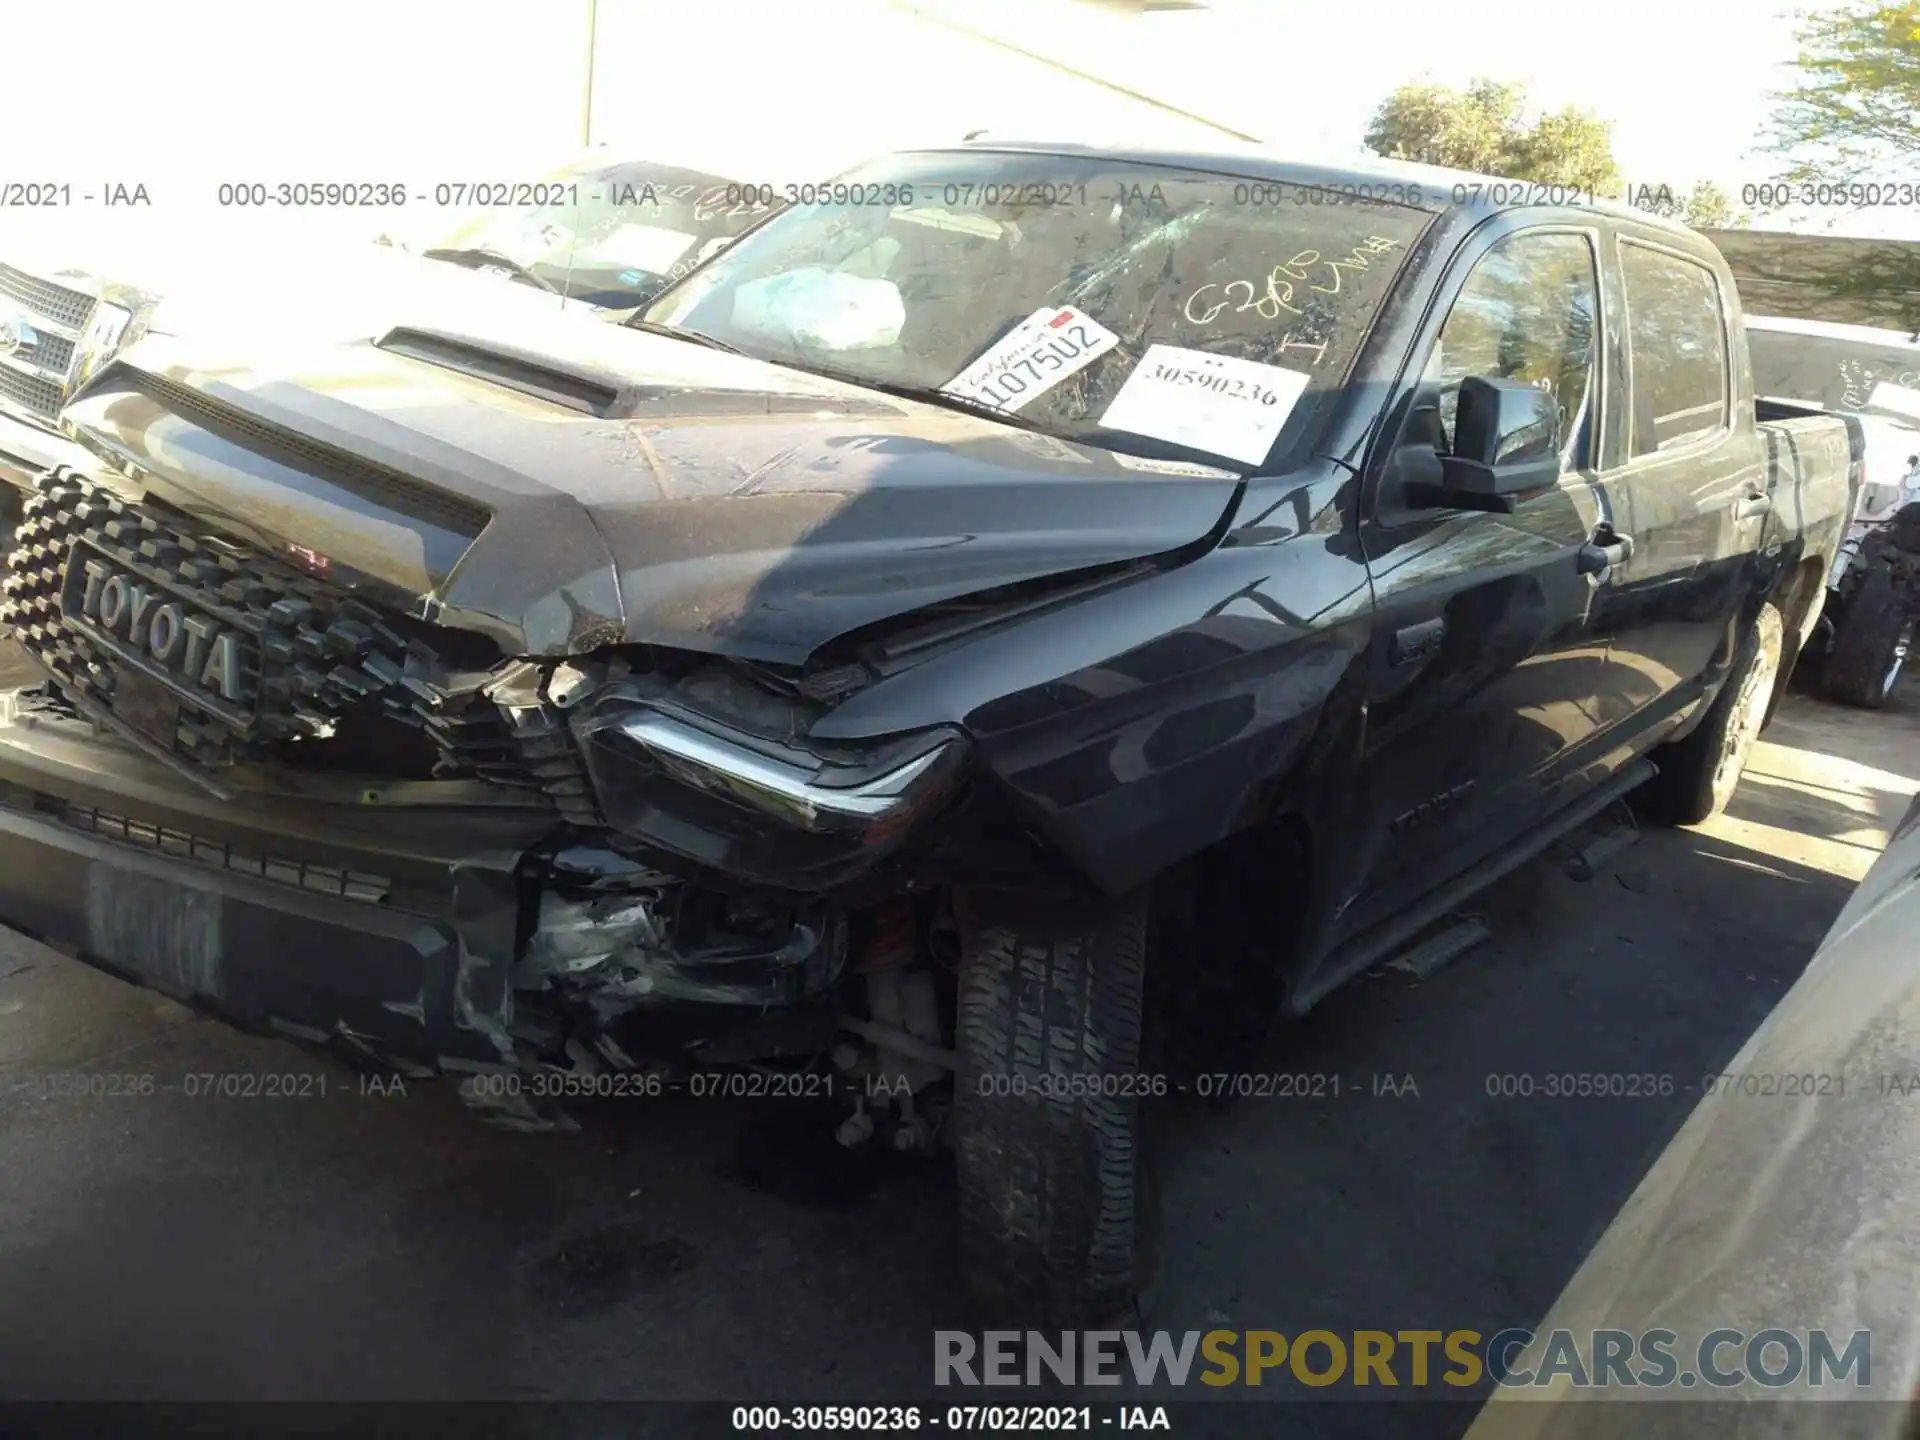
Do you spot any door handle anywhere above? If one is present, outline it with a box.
[1734,490,1772,520]
[1577,526,1634,576]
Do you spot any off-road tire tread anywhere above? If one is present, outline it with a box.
[952,895,1148,1326]
[1824,564,1907,710]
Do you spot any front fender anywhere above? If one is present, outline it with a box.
[814,536,1374,895]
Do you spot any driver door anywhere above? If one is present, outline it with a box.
[1334,224,1632,944]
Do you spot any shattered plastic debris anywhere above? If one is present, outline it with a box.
[518,894,669,986]
[455,1073,580,1134]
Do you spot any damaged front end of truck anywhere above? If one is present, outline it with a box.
[0,318,1238,1143]
[0,462,982,1139]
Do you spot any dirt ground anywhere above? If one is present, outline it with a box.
[0,666,1914,1434]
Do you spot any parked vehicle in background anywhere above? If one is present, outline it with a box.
[0,141,1858,1324]
[400,151,780,312]
[1463,789,1920,1440]
[0,149,779,498]
[1746,316,1920,707]
[0,258,131,497]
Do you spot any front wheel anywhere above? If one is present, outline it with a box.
[1641,603,1784,826]
[952,892,1149,1326]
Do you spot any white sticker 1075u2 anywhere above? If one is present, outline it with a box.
[942,306,1121,413]
[1098,344,1312,466]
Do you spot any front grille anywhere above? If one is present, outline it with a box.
[0,262,96,421]
[0,264,96,331]
[25,331,75,374]
[0,366,62,421]
[0,468,543,792]
[49,800,392,903]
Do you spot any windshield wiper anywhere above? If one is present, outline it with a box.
[422,248,564,296]
[625,318,749,355]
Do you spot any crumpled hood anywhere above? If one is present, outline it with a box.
[61,313,1244,665]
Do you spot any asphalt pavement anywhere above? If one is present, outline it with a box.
[1,673,1914,1435]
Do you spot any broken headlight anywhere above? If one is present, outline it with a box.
[576,703,969,890]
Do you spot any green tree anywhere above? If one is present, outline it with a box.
[1758,1,1919,331]
[1764,0,1920,180]
[1364,78,1621,193]
[1624,181,1742,228]
[1683,181,1736,229]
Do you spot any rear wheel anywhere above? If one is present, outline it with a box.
[1823,564,1910,710]
[1641,603,1783,826]
[952,892,1149,1326]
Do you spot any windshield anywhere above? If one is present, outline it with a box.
[640,151,1432,469]
[427,158,780,310]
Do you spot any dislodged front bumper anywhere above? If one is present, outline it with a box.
[0,682,555,1069]
[0,672,848,1075]
[0,801,511,1064]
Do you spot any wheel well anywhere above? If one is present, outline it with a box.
[1144,815,1311,1073]
[1771,554,1830,695]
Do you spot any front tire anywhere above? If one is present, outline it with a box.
[1823,564,1910,710]
[1641,603,1784,826]
[952,892,1149,1326]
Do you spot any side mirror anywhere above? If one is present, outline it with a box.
[1407,376,1563,513]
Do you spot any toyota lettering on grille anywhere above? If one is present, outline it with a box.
[61,549,251,709]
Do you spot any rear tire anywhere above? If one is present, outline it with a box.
[1823,564,1910,710]
[1641,603,1783,826]
[952,892,1149,1326]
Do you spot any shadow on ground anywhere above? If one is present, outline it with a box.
[0,681,1911,1430]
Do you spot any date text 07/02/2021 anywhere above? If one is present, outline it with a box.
[729,1404,1169,1432]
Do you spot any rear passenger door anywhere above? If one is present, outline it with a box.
[1596,234,1769,730]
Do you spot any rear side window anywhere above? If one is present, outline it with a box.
[1620,241,1729,456]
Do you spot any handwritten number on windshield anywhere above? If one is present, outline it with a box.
[1184,236,1401,328]
[1187,261,1304,324]
[691,183,772,225]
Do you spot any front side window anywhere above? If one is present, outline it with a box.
[1422,230,1600,471]
[1621,242,1729,456]
[642,151,1434,469]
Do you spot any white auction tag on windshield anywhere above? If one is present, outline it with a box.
[586,224,698,274]
[942,306,1121,413]
[1111,452,1239,478]
[1868,381,1920,422]
[1098,345,1312,466]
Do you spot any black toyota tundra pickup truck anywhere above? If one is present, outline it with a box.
[0,141,1858,1325]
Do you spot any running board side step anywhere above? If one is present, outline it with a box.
[1288,758,1658,1016]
